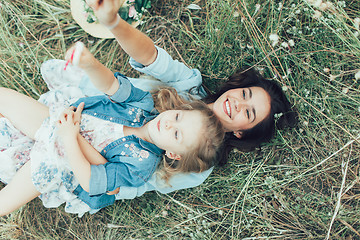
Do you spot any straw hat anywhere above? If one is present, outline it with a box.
[70,0,147,39]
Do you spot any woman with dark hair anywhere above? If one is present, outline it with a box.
[55,0,297,199]
[203,67,297,165]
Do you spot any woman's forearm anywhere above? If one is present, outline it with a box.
[110,18,157,66]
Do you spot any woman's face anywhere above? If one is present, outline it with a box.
[210,87,271,134]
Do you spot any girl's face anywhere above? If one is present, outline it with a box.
[210,87,271,133]
[147,110,204,159]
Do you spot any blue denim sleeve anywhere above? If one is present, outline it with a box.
[115,167,213,199]
[129,46,205,97]
[109,72,151,104]
[89,161,148,196]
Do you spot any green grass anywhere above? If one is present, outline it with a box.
[1,0,360,239]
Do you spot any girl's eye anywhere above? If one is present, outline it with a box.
[176,113,179,121]
[175,130,178,139]
[242,90,246,99]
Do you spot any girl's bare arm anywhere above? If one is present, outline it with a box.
[65,45,119,95]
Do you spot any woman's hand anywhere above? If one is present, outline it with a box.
[86,0,121,26]
[57,102,84,142]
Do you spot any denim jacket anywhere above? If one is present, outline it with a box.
[71,72,164,210]
[40,46,211,204]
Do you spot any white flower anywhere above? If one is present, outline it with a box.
[281,42,289,48]
[329,74,336,81]
[282,85,288,91]
[161,210,168,217]
[269,33,279,46]
[288,39,295,46]
[337,1,346,8]
[254,4,261,15]
[313,0,322,8]
[233,11,240,17]
[355,70,360,80]
[274,113,284,119]
[313,10,322,19]
[323,67,330,73]
[319,2,328,11]
[342,88,349,94]
[354,18,360,30]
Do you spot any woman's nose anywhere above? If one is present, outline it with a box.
[235,102,247,113]
[235,101,242,112]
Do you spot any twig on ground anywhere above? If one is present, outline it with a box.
[325,144,351,240]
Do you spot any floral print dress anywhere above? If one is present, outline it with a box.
[0,60,127,217]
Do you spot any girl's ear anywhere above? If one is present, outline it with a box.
[233,130,243,139]
[165,151,182,160]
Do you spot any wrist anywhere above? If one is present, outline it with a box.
[62,134,78,146]
[104,14,121,30]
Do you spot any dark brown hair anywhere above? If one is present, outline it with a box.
[203,67,298,166]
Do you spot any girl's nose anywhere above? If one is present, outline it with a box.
[165,120,173,129]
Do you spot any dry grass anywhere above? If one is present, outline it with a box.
[0,0,360,239]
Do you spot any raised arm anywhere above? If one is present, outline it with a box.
[65,43,119,95]
[86,0,157,66]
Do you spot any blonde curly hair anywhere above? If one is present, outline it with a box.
[152,87,225,183]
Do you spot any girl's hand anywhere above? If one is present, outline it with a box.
[86,0,121,26]
[64,42,96,70]
[106,187,120,195]
[57,103,84,141]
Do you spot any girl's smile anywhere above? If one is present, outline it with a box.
[157,120,160,131]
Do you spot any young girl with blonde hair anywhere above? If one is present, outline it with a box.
[0,44,224,216]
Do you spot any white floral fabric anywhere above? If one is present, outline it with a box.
[0,60,125,217]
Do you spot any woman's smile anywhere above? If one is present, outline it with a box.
[224,99,231,118]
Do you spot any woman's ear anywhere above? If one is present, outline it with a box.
[233,130,243,139]
[165,151,182,160]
